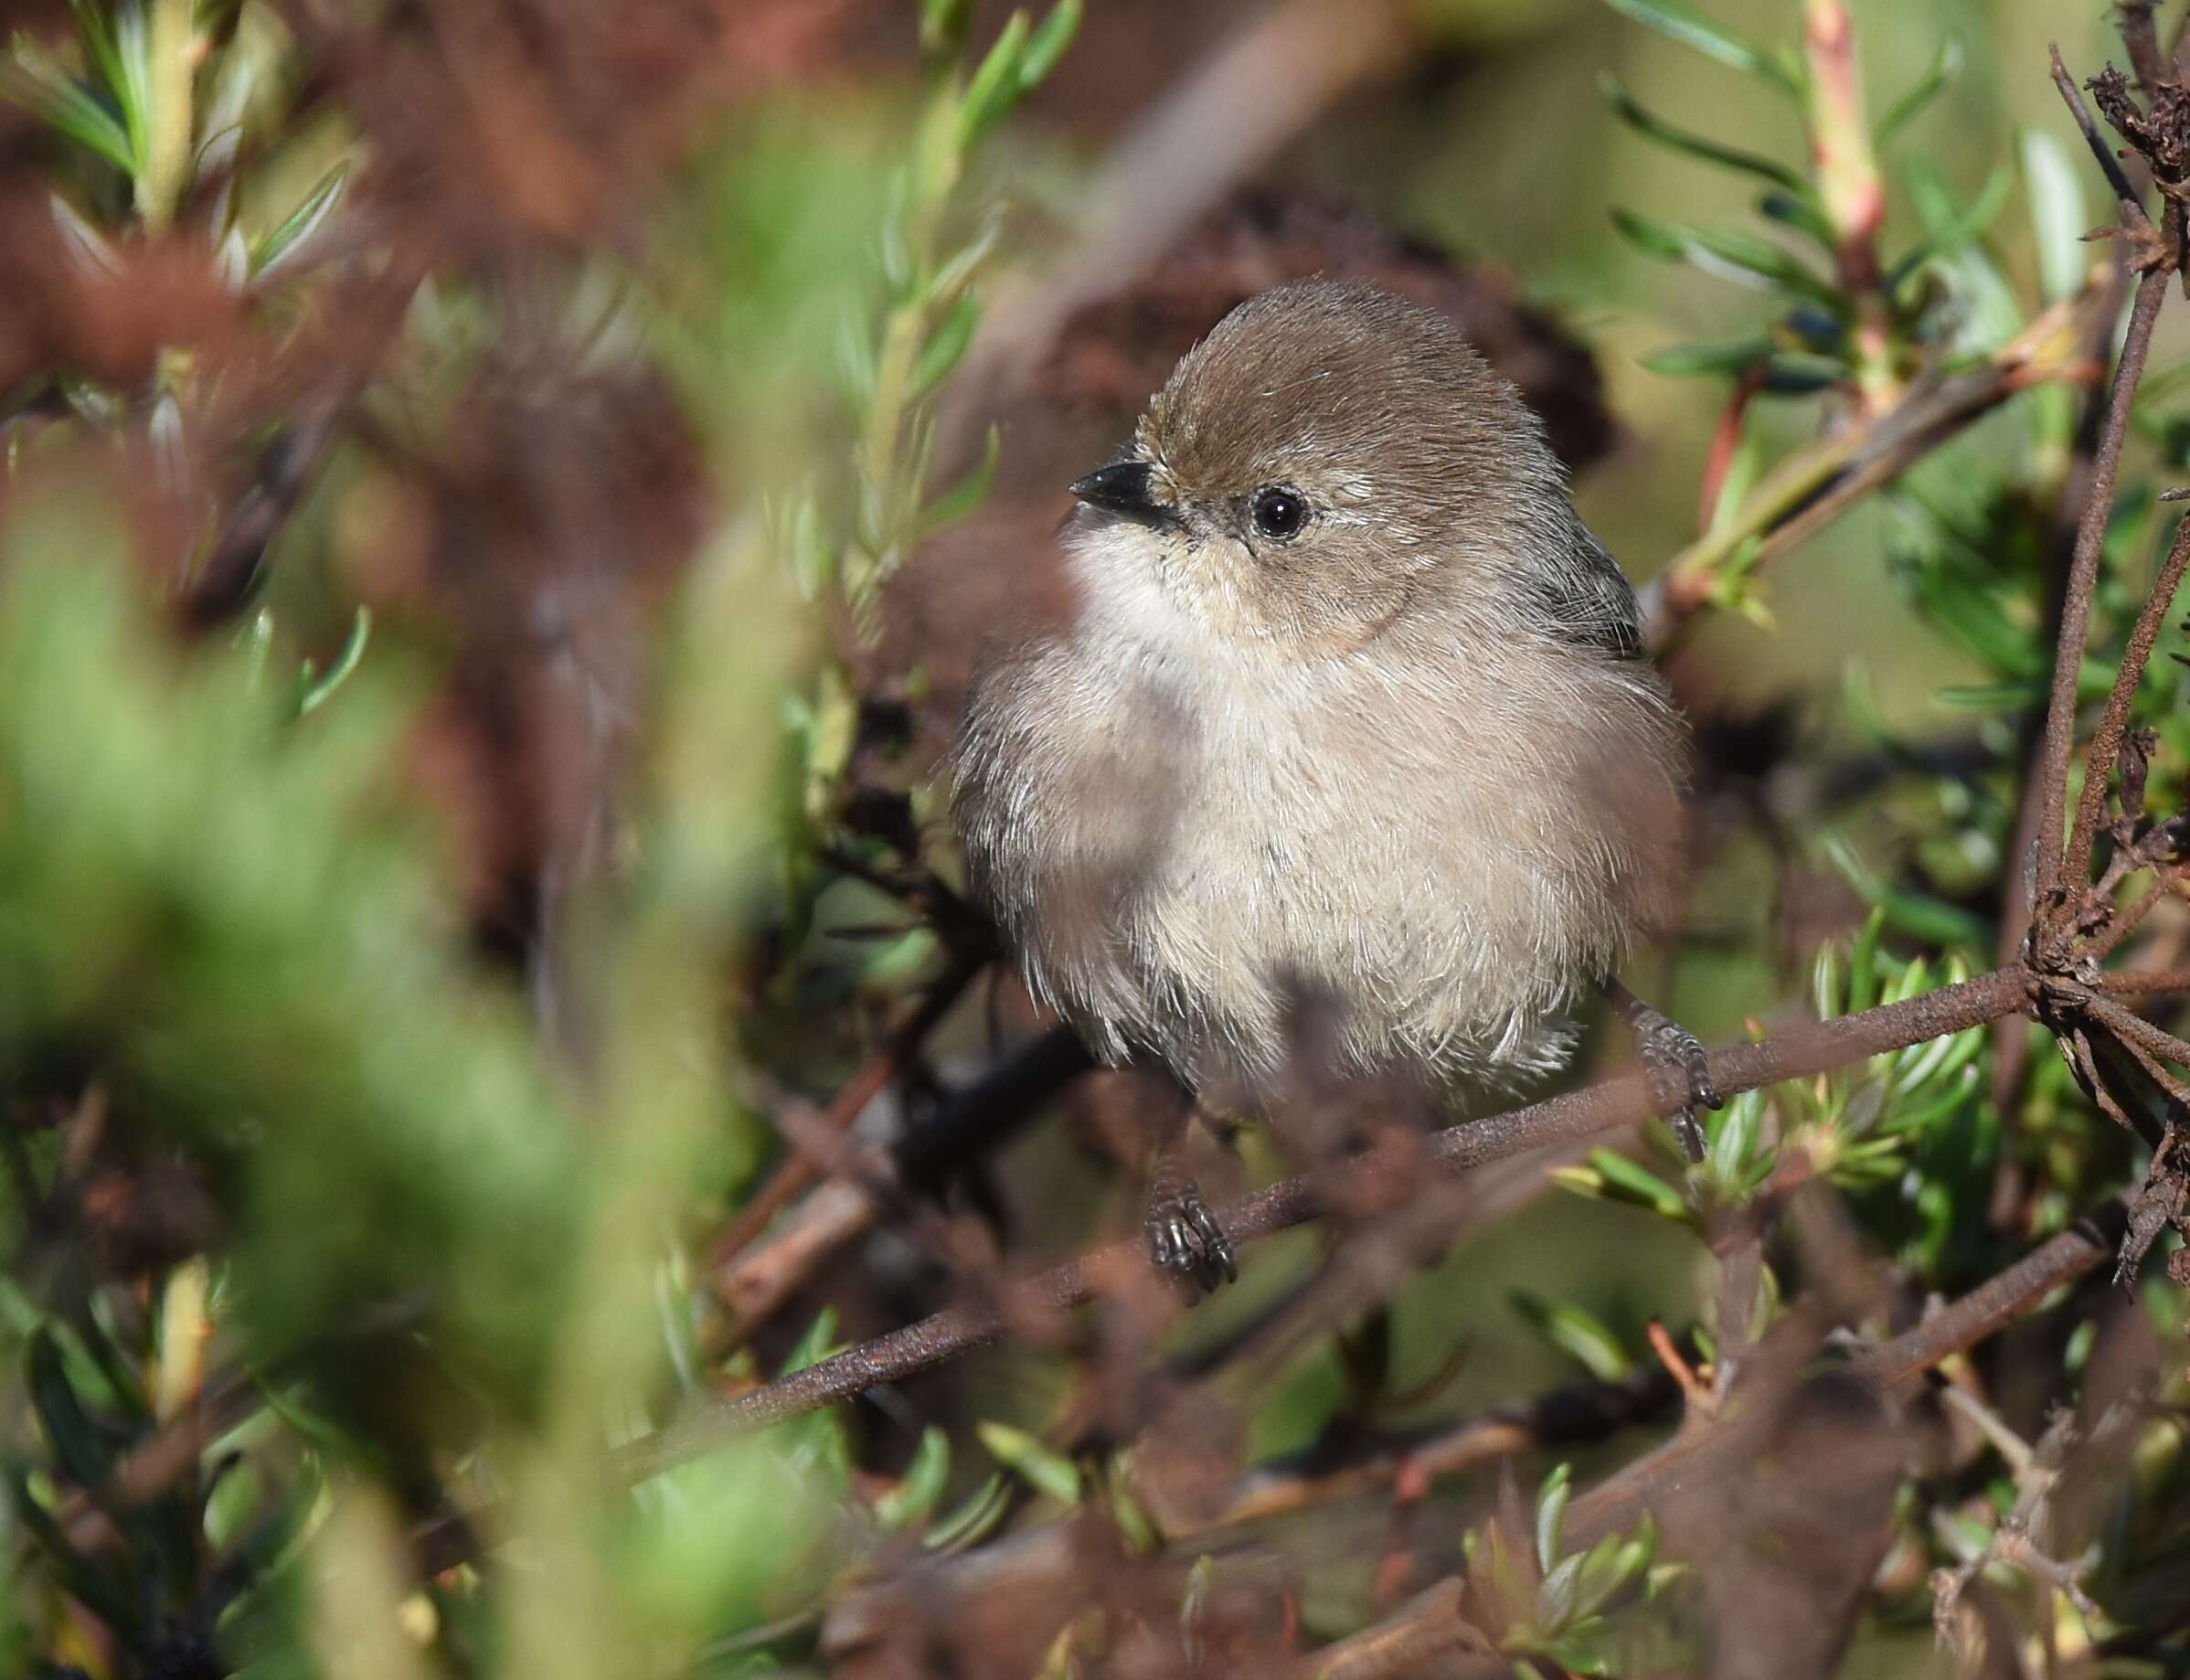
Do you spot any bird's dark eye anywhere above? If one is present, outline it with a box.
[1249,485,1310,542]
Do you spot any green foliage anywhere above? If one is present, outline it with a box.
[0,0,1086,1664]
[1557,913,2000,1286]
[1460,1465,1689,1676]
[1605,0,1990,401]
[0,513,581,1400]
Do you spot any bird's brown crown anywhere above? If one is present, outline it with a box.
[1136,280,1557,525]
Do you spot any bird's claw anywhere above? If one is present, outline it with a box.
[1145,1179,1236,1297]
[1641,1017,1722,1164]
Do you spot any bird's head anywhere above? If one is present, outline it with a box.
[1064,280,1568,655]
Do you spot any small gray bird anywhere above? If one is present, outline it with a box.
[953,280,1716,1290]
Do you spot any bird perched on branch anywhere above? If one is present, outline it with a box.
[953,280,1717,1292]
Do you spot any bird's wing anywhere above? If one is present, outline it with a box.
[1533,525,1646,660]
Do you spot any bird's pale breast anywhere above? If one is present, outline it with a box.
[956,526,1683,1100]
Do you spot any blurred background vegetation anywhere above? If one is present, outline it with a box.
[3,0,2190,1675]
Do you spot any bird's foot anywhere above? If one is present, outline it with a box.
[1145,1177,1236,1297]
[1606,982,1722,1164]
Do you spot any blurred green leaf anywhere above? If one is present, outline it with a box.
[2020,128,2089,305]
[1640,334,1775,378]
[0,509,582,1417]
[920,0,975,57]
[2,37,137,172]
[924,1471,1009,1552]
[1819,834,1988,951]
[920,423,1001,536]
[1584,1149,1692,1221]
[1875,36,1961,147]
[781,1308,844,1376]
[977,1420,1081,1505]
[1932,681,2044,711]
[1602,0,1800,92]
[7,1462,139,1637]
[1018,0,1082,90]
[26,1328,116,1498]
[1600,73,1808,194]
[251,161,346,281]
[104,0,152,180]
[875,1427,951,1528]
[955,11,1030,148]
[1757,187,1836,250]
[1611,207,1841,307]
[1760,351,1850,393]
[1511,1292,1633,1384]
[1535,1463,1572,1577]
[1887,166,2011,292]
[293,607,371,718]
[912,292,980,396]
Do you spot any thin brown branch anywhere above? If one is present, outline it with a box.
[2052,45,2158,227]
[2034,260,2172,902]
[706,953,978,1281]
[1308,1196,2132,1678]
[2100,962,2190,994]
[2088,877,2171,958]
[2122,1,2170,93]
[714,1023,1095,1329]
[2083,988,2190,1076]
[2065,507,2190,888]
[1152,1361,1678,1538]
[1852,1194,2131,1388]
[619,966,2033,1476]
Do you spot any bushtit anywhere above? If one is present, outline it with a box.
[954,281,1717,1291]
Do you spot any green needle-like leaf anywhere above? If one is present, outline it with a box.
[252,161,348,281]
[3,37,137,172]
[1602,0,1802,92]
[1876,35,1961,147]
[1611,207,1844,309]
[1601,72,1809,195]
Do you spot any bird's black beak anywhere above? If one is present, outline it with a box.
[1068,461,1175,528]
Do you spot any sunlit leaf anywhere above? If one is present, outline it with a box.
[1582,1148,1691,1220]
[978,1420,1081,1505]
[1511,1293,1633,1384]
[1611,207,1842,307]
[1018,0,1081,90]
[955,11,1030,148]
[3,37,137,172]
[252,162,347,281]
[2020,127,2089,305]
[1535,1463,1572,1576]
